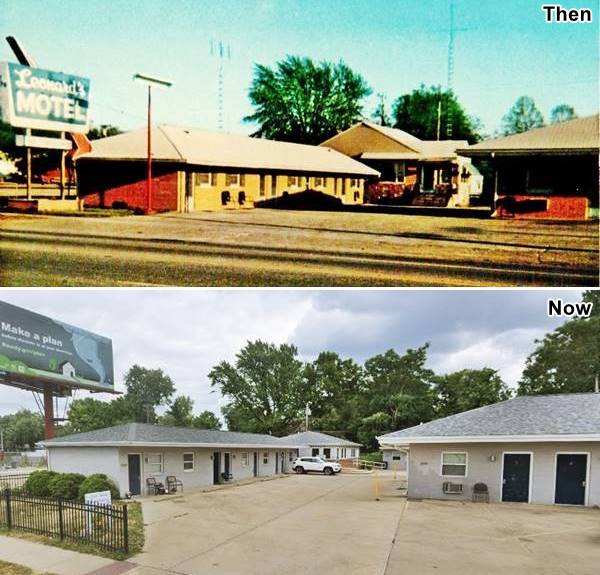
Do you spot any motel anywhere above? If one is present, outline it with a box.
[459,114,599,220]
[75,125,379,213]
[321,120,483,207]
[278,430,361,461]
[42,423,301,497]
[378,393,600,506]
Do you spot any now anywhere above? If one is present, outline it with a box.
[547,299,593,317]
